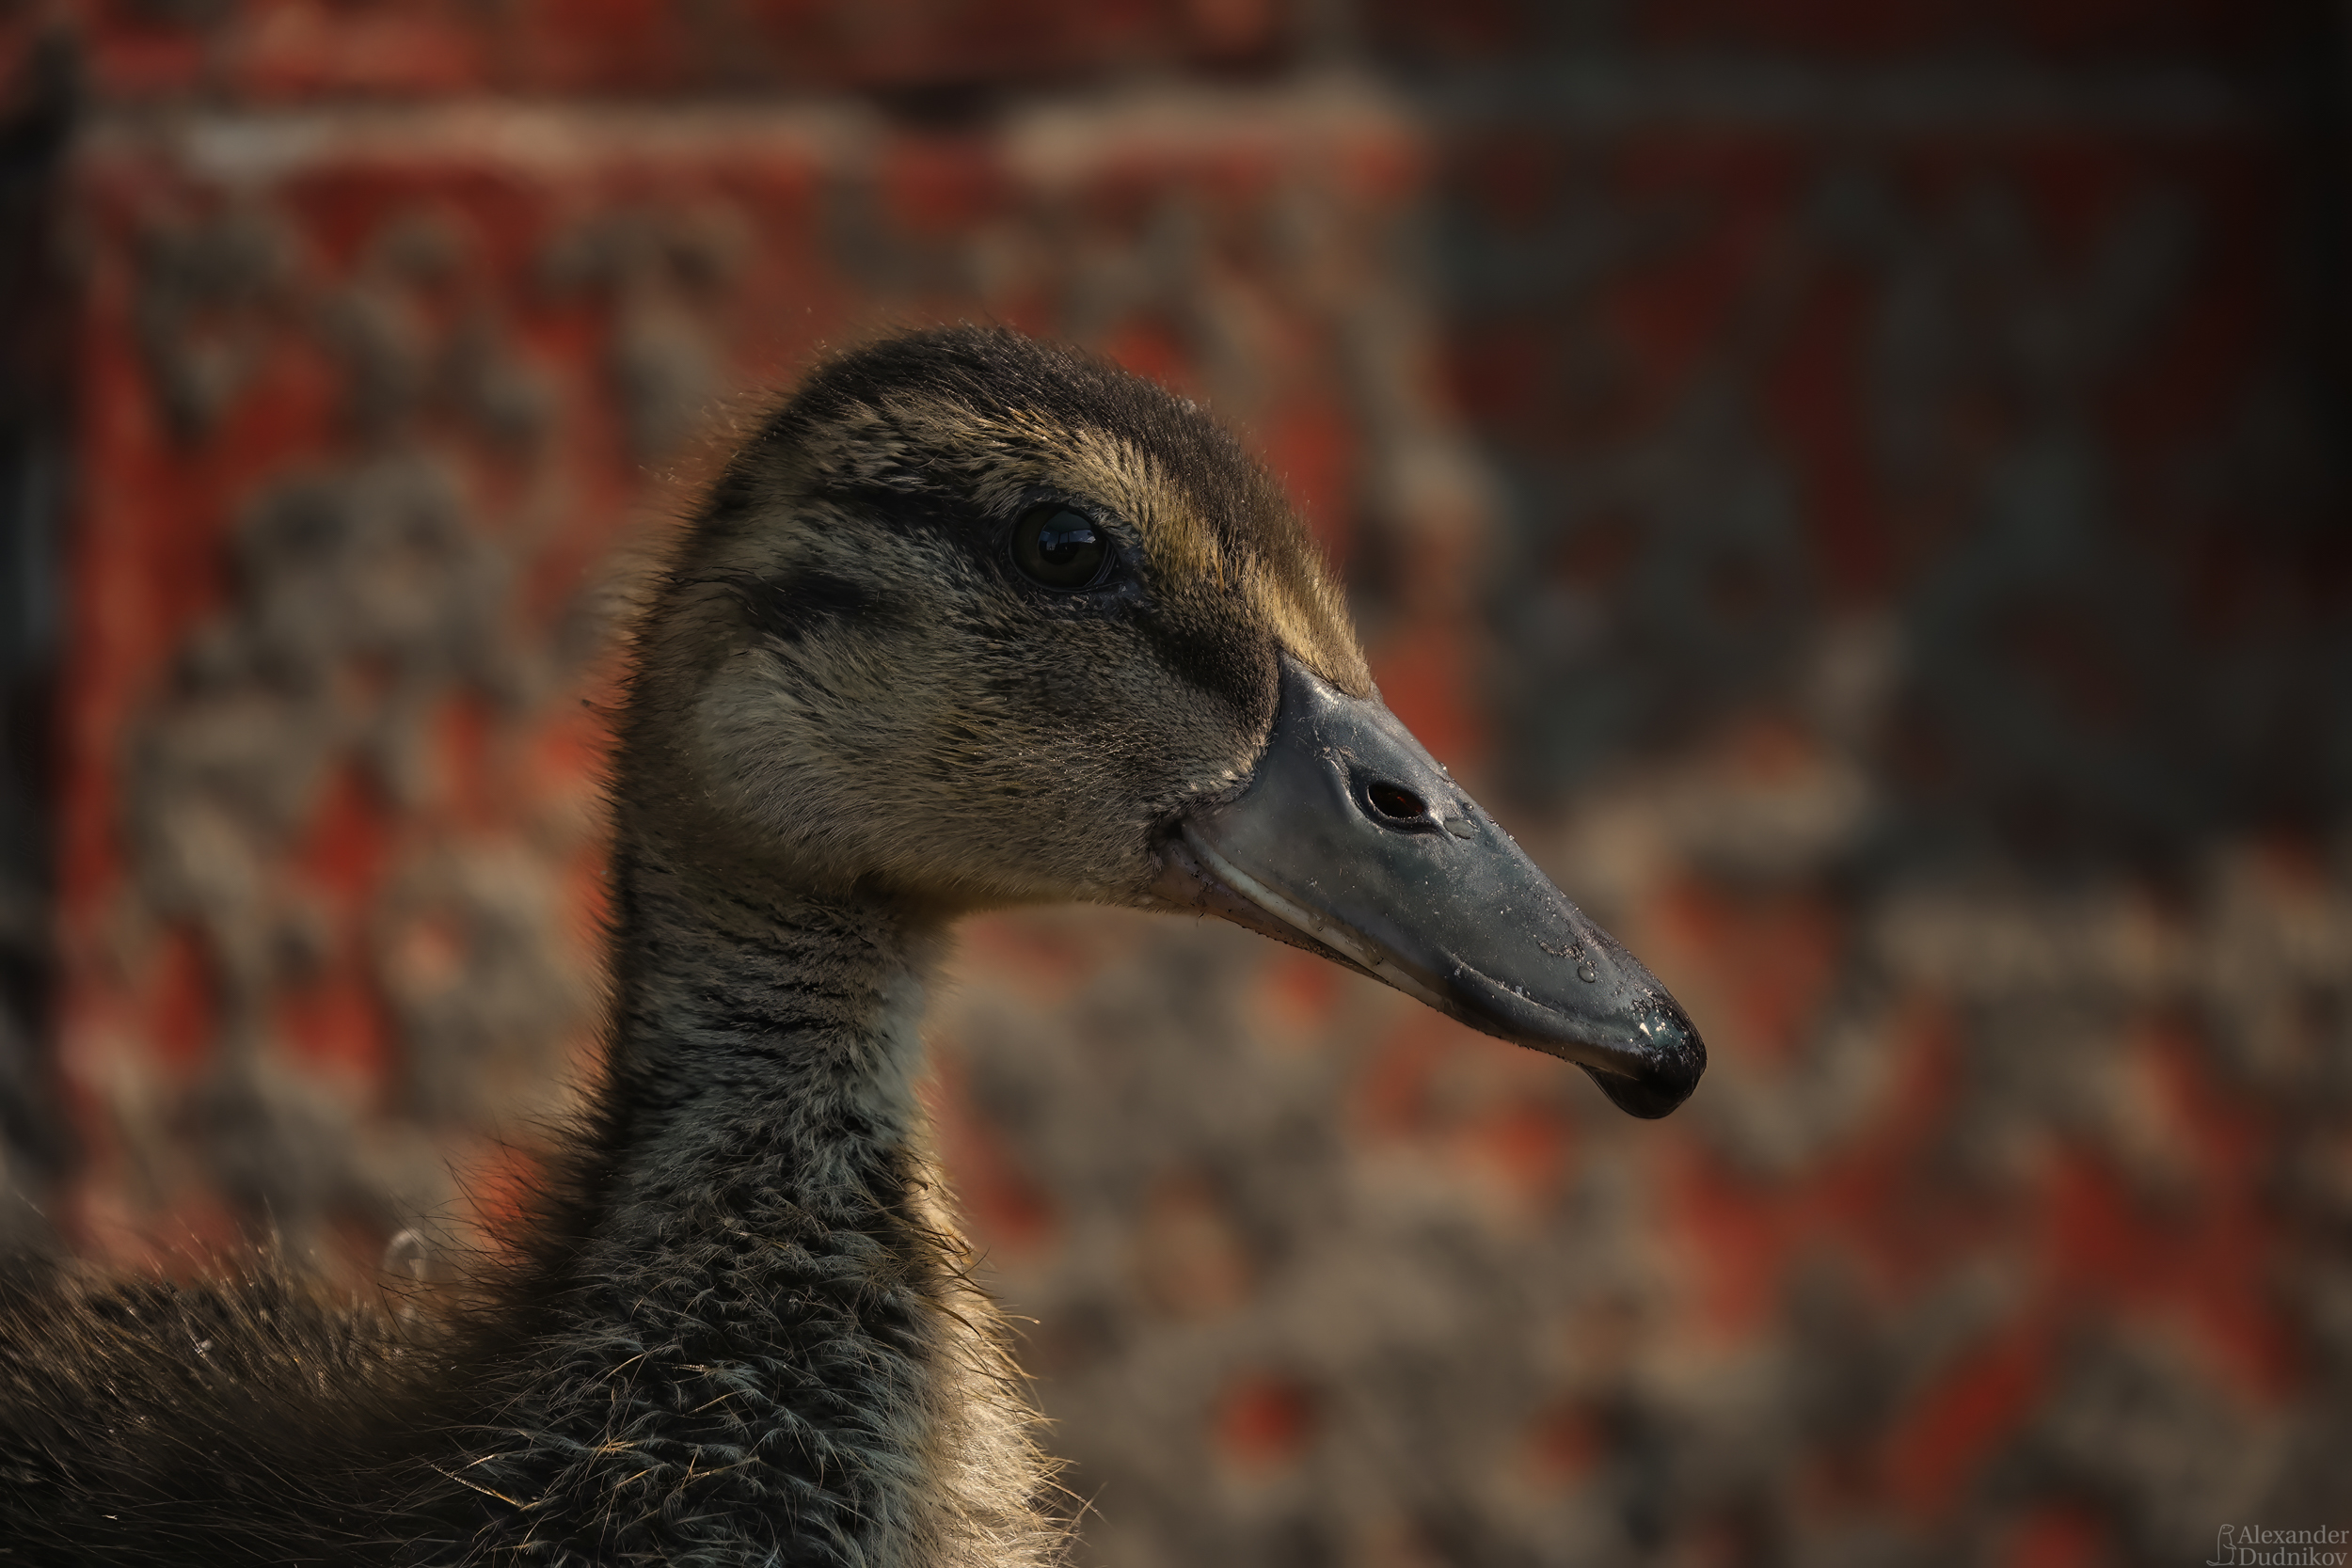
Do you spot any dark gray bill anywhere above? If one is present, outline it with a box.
[1153,655,1705,1118]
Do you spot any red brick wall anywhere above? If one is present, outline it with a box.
[5,1,2348,1563]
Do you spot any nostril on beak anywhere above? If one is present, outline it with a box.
[1364,781,1428,825]
[1347,766,1447,835]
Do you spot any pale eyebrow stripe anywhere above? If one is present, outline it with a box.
[859,390,1374,694]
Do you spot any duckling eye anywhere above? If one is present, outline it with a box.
[1010,505,1112,592]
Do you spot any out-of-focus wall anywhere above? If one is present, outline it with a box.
[2,3,2347,1564]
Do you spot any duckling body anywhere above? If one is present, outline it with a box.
[2,879,1047,1566]
[0,327,1702,1565]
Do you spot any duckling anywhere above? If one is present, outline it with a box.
[0,325,1703,1566]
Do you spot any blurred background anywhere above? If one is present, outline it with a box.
[2,1,2349,1563]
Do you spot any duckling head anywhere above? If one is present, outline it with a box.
[627,326,1703,1117]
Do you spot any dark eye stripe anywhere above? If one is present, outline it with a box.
[1135,612,1276,730]
[716,568,876,644]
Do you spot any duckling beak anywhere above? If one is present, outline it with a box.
[1152,656,1705,1118]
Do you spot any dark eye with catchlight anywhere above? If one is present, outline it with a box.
[1010,504,1112,591]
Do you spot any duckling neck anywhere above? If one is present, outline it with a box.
[600,845,941,1209]
[463,840,1050,1566]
